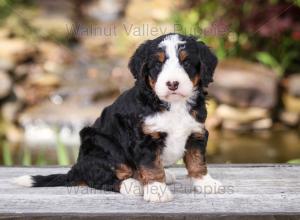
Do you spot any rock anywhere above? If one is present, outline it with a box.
[286,74,300,97]
[279,111,300,127]
[14,64,30,80]
[29,73,60,87]
[37,41,73,65]
[0,71,12,99]
[215,104,272,131]
[216,104,270,123]
[83,0,128,22]
[1,101,23,122]
[80,37,114,59]
[0,39,36,64]
[5,124,24,145]
[209,59,278,109]
[283,93,300,113]
[31,16,73,41]
[222,118,272,131]
[111,66,134,92]
[0,59,14,71]
[0,28,10,39]
[126,0,174,22]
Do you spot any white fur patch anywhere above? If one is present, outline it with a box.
[165,169,176,185]
[12,175,34,187]
[144,101,205,166]
[143,182,173,202]
[155,34,193,102]
[120,178,143,196]
[192,174,222,194]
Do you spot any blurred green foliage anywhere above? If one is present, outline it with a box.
[288,159,300,164]
[172,0,300,77]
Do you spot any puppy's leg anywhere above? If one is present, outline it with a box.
[184,131,222,194]
[137,150,173,202]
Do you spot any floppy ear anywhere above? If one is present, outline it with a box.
[128,40,150,80]
[197,41,218,87]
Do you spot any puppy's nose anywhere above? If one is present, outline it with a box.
[166,81,179,91]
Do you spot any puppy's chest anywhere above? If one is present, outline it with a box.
[144,103,204,166]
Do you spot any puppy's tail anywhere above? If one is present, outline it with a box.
[13,174,69,187]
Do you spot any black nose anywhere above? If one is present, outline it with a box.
[166,81,179,91]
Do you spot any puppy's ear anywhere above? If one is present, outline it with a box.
[128,40,150,80]
[197,41,218,87]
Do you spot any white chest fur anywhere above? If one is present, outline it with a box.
[144,102,205,166]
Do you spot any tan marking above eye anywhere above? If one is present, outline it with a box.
[156,51,165,63]
[179,50,188,62]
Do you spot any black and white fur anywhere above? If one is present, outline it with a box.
[14,33,221,202]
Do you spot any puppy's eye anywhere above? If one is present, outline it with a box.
[183,60,191,68]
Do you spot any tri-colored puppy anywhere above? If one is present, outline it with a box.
[14,33,221,202]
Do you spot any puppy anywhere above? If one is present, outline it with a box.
[14,33,221,202]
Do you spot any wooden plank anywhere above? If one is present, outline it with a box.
[0,165,300,220]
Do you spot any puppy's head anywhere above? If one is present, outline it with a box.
[129,34,217,102]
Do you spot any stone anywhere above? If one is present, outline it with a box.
[111,66,134,92]
[209,59,278,109]
[279,111,299,127]
[0,59,14,71]
[0,71,12,99]
[215,104,270,123]
[83,0,128,22]
[283,94,300,113]
[1,101,23,122]
[37,41,73,65]
[5,124,24,145]
[28,73,60,87]
[286,74,300,97]
[31,16,73,41]
[222,118,272,131]
[14,64,30,80]
[0,39,36,64]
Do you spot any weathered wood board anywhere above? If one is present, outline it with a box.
[0,164,300,220]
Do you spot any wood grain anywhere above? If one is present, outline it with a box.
[0,164,300,219]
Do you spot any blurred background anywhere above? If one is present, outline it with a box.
[0,0,300,166]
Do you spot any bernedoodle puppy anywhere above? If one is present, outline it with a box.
[14,33,222,202]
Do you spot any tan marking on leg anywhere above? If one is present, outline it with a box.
[116,164,133,180]
[78,181,87,186]
[184,148,207,178]
[138,150,165,185]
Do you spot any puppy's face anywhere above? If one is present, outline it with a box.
[129,34,217,103]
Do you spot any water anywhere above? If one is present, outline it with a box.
[207,128,300,163]
[1,125,299,165]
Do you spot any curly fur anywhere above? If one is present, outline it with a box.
[16,33,218,197]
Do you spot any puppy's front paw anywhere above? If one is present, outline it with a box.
[192,174,222,194]
[143,182,173,202]
[120,178,143,196]
[165,169,176,185]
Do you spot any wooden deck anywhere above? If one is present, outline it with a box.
[0,164,300,219]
